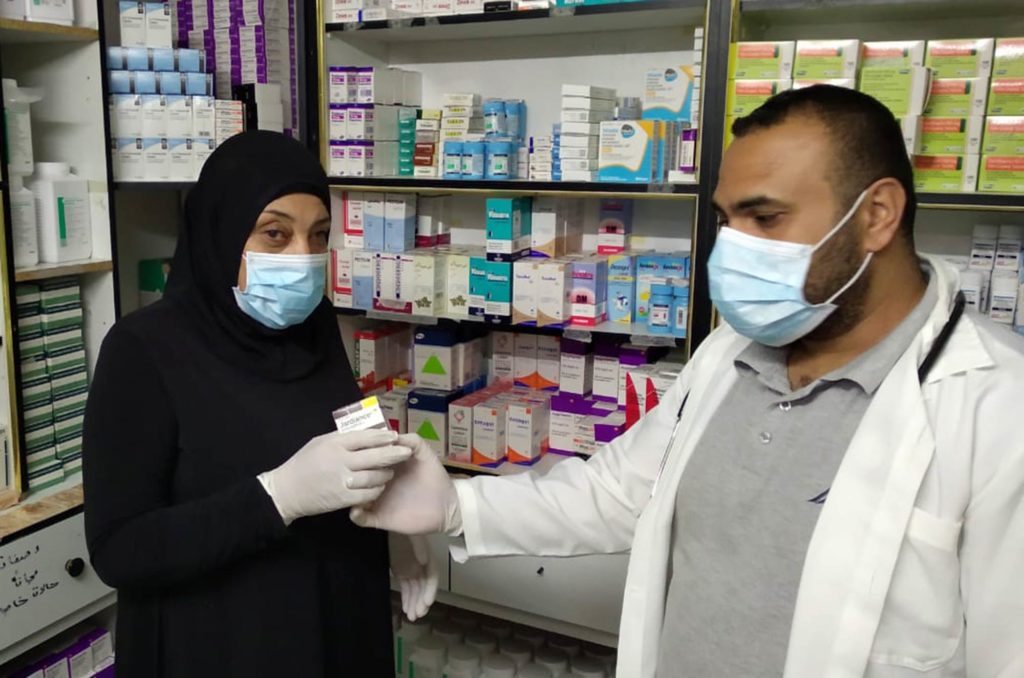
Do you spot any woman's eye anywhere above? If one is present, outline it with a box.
[754,213,780,226]
[314,230,330,242]
[263,229,285,240]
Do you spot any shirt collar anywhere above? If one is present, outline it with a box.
[735,265,939,397]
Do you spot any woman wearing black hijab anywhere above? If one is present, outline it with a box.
[83,132,431,676]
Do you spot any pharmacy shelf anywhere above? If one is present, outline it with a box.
[336,307,687,345]
[444,452,573,477]
[738,0,1022,13]
[113,182,195,191]
[325,0,704,43]
[0,477,82,544]
[917,193,1024,213]
[14,259,114,282]
[0,18,99,44]
[328,177,699,199]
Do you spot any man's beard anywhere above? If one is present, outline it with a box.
[800,221,870,343]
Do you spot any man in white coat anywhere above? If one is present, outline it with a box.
[353,85,1024,677]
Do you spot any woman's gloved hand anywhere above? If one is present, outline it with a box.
[389,533,438,622]
[350,433,461,536]
[258,429,412,526]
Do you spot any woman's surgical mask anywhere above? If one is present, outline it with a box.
[708,190,872,347]
[233,251,328,329]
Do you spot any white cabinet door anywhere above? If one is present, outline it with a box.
[0,512,113,653]
[450,553,628,635]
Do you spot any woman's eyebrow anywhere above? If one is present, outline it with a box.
[260,209,295,221]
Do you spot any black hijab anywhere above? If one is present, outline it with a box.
[165,131,339,382]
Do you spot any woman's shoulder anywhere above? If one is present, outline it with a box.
[101,298,192,359]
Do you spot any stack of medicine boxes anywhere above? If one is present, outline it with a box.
[414,109,442,178]
[477,197,532,324]
[725,41,795,148]
[560,84,614,182]
[410,326,486,456]
[177,0,300,135]
[980,39,1024,193]
[17,278,88,492]
[857,40,928,159]
[107,46,215,182]
[326,66,423,177]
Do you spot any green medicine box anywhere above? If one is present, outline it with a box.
[859,67,930,117]
[988,79,1024,116]
[912,154,979,193]
[725,79,792,117]
[919,117,984,155]
[978,155,1024,193]
[728,41,795,80]
[994,38,1024,79]
[983,116,1024,155]
[924,78,988,117]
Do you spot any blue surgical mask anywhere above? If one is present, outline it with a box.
[708,190,872,347]
[233,251,328,329]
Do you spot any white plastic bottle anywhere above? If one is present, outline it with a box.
[410,635,448,678]
[28,162,92,263]
[581,645,616,675]
[513,627,546,651]
[9,175,38,268]
[481,619,514,642]
[517,663,553,678]
[548,636,581,660]
[499,637,533,669]
[2,79,41,176]
[442,644,482,678]
[395,617,431,677]
[465,630,499,659]
[534,647,569,677]
[433,619,466,649]
[481,654,517,678]
[568,655,605,678]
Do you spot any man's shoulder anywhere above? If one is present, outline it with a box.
[969,315,1024,384]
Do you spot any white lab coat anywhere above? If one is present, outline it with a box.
[455,256,1024,677]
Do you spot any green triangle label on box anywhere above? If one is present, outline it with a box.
[416,419,441,442]
[422,355,448,376]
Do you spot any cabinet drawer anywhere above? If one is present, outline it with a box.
[450,553,628,635]
[0,512,113,653]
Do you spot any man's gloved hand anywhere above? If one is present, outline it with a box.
[350,433,462,536]
[258,429,412,526]
[389,533,438,622]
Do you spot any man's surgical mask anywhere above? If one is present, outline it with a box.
[708,190,872,347]
[233,251,328,330]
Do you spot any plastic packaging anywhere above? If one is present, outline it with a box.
[409,635,448,678]
[670,279,689,338]
[2,79,43,175]
[443,644,483,678]
[484,99,507,137]
[480,654,517,678]
[647,283,673,334]
[498,637,532,668]
[9,174,39,268]
[395,617,431,677]
[28,162,92,264]
[462,140,486,180]
[485,140,512,180]
[504,99,525,139]
[444,141,464,179]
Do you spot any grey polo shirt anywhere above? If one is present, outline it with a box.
[655,271,938,678]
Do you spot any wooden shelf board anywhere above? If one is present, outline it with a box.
[15,259,114,282]
[0,18,98,44]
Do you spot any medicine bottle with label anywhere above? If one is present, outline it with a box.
[9,175,39,268]
[444,141,464,179]
[28,162,92,264]
[483,99,507,137]
[2,78,42,176]
[462,141,486,180]
[647,283,673,334]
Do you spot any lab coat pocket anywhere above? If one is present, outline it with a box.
[868,507,965,672]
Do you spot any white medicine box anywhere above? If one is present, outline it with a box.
[24,0,74,24]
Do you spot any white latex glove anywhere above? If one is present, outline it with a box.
[259,429,412,526]
[389,533,438,622]
[350,433,461,536]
